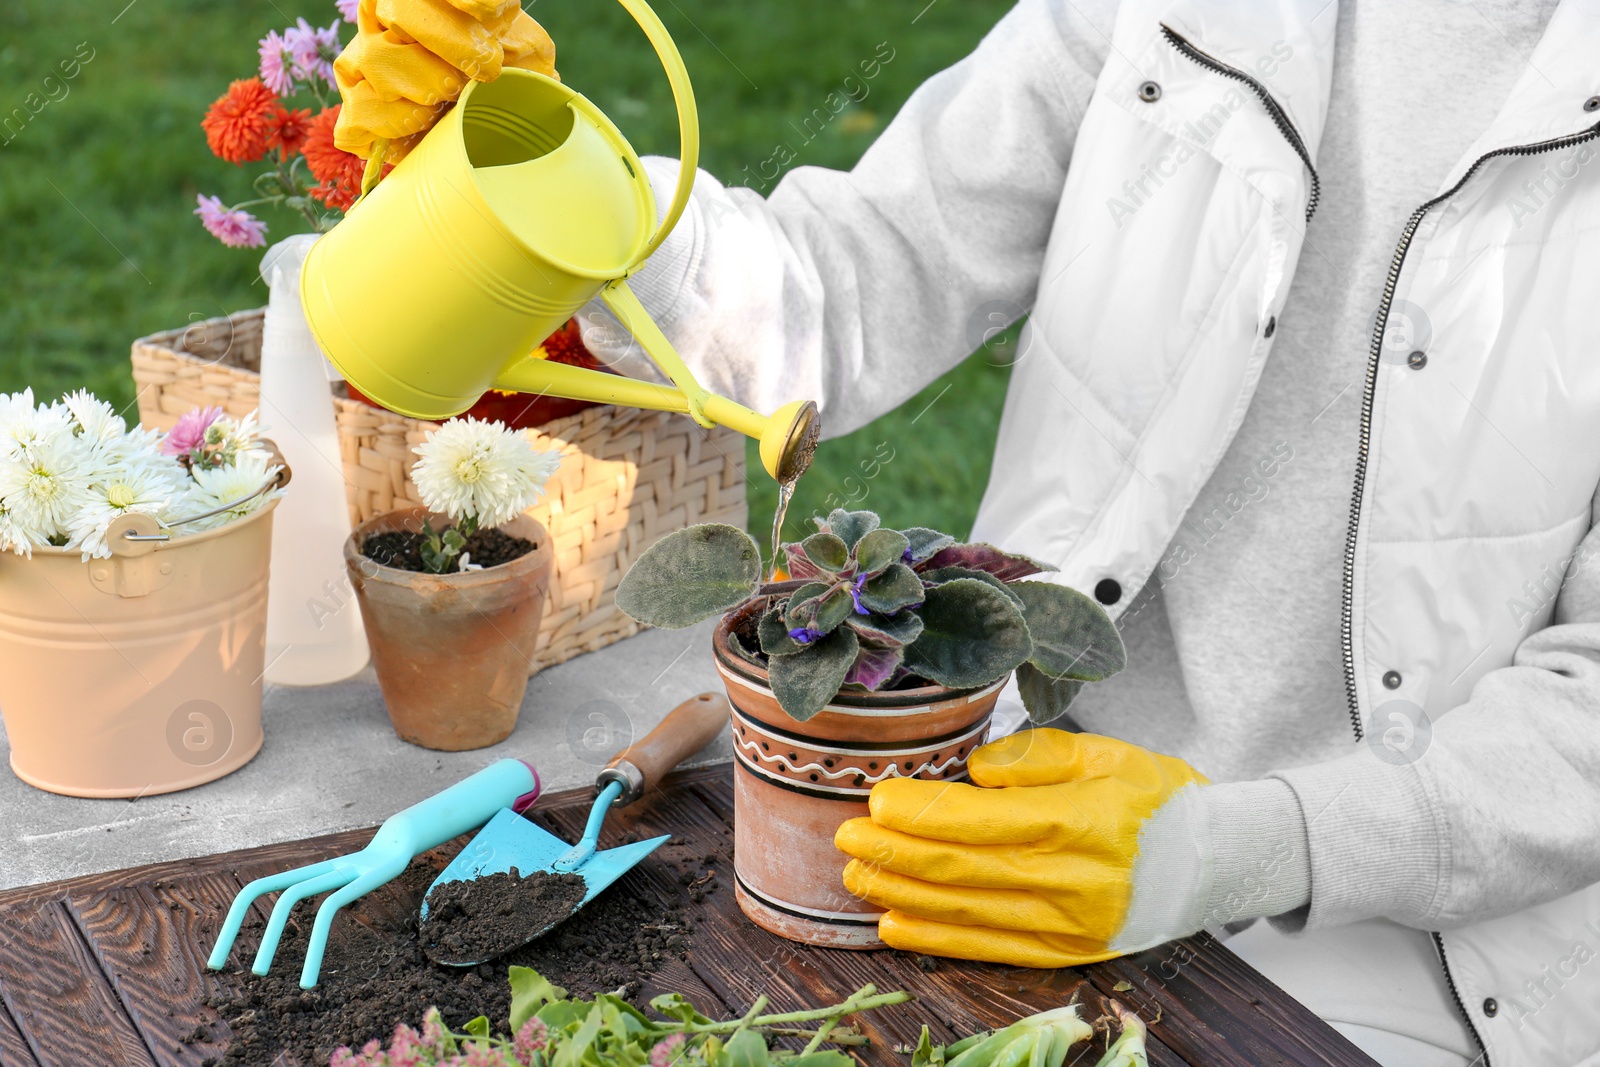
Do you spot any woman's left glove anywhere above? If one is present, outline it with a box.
[834,728,1219,968]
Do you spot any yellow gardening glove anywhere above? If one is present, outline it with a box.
[835,729,1210,968]
[333,0,558,162]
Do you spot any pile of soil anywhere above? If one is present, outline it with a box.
[420,868,589,964]
[362,527,534,572]
[200,844,718,1067]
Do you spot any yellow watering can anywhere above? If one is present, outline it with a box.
[300,0,819,482]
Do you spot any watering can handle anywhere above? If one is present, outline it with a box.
[616,0,700,267]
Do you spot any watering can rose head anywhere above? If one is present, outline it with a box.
[614,509,1127,723]
[408,416,562,573]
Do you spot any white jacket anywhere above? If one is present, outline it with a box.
[583,1,1600,1061]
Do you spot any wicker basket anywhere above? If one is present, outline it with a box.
[131,309,748,673]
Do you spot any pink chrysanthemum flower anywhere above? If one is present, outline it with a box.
[194,195,267,249]
[512,1017,548,1065]
[286,17,341,87]
[336,0,360,23]
[650,1033,686,1067]
[161,405,223,456]
[258,29,297,95]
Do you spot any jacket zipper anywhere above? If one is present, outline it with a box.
[1433,932,1490,1065]
[1159,25,1321,222]
[1340,121,1600,743]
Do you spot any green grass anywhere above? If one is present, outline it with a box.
[0,0,1014,544]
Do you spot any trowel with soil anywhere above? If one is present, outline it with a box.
[420,691,730,966]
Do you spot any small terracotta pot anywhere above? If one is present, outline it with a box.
[345,507,552,751]
[713,595,1004,949]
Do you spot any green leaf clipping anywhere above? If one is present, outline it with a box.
[510,966,569,1032]
[616,524,763,628]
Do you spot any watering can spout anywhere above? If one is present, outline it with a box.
[298,0,819,482]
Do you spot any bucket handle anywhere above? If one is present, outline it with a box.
[615,0,700,268]
[112,467,290,553]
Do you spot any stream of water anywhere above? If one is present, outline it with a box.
[769,477,795,582]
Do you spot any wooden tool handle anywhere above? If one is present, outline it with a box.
[601,692,730,805]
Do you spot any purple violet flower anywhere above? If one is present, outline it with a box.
[335,0,360,23]
[848,572,871,615]
[788,625,823,645]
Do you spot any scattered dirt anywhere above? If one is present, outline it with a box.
[420,868,589,964]
[201,840,720,1067]
[362,526,534,572]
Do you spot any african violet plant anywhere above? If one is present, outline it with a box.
[615,509,1125,722]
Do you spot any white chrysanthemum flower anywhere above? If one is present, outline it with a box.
[0,472,37,557]
[62,389,127,443]
[0,430,94,547]
[177,449,283,532]
[70,460,185,559]
[411,417,561,529]
[0,389,72,461]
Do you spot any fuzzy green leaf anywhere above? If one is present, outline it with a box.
[919,565,1024,609]
[769,626,859,720]
[823,508,880,550]
[903,527,957,564]
[784,581,833,623]
[813,587,855,633]
[759,607,808,656]
[1015,661,1084,725]
[858,563,925,614]
[855,529,910,577]
[902,578,1031,689]
[616,524,762,628]
[799,532,850,573]
[846,610,925,648]
[510,966,569,1032]
[1010,581,1126,681]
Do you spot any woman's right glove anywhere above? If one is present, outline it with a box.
[333,0,558,162]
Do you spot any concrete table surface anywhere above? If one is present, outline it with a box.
[0,619,730,891]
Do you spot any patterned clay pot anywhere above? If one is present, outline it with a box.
[713,595,1004,948]
[346,507,552,751]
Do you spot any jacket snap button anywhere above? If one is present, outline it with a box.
[1264,316,1277,338]
[1483,997,1499,1017]
[1095,578,1122,605]
[1585,96,1600,113]
[1137,81,1162,103]
[1407,350,1427,369]
[1382,670,1402,689]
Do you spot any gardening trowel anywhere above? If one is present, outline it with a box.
[420,691,730,966]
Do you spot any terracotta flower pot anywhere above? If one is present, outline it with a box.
[713,595,1004,949]
[345,507,552,751]
[0,499,280,798]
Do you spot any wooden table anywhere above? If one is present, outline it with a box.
[0,764,1377,1067]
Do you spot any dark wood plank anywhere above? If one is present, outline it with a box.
[0,899,157,1067]
[1084,937,1379,1067]
[63,870,254,1067]
[0,997,42,1067]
